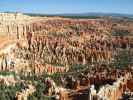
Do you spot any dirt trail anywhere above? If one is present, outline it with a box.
[0,35,17,56]
[0,35,12,47]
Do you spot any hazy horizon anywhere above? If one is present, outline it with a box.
[0,0,133,15]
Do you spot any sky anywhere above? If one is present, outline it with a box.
[0,0,133,14]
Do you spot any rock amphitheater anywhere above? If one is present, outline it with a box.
[0,12,133,100]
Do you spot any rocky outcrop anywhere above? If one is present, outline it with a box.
[0,74,18,86]
[16,84,36,100]
[0,13,34,39]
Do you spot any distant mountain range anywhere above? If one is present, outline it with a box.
[24,12,133,19]
[2,11,133,18]
[51,12,133,17]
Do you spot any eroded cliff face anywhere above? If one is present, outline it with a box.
[0,13,35,39]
